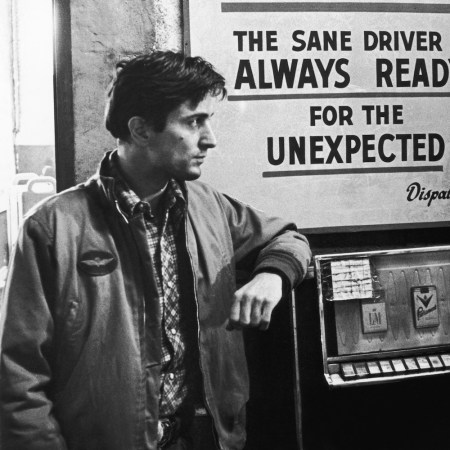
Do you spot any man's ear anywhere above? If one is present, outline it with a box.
[127,116,153,144]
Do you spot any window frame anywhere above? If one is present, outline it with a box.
[53,0,75,191]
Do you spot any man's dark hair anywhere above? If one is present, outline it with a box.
[105,51,227,140]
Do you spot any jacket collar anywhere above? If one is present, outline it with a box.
[89,150,189,214]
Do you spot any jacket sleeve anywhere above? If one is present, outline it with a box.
[218,193,312,291]
[0,217,67,450]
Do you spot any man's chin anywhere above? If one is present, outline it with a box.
[184,169,202,181]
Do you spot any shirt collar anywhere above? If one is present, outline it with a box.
[106,150,186,220]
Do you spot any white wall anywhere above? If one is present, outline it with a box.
[70,0,183,183]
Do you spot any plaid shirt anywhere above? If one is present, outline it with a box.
[108,154,188,420]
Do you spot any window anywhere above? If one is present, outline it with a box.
[0,0,56,289]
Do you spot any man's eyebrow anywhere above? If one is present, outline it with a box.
[184,112,214,119]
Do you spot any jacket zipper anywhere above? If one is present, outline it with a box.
[115,201,146,341]
[184,214,223,450]
[115,199,149,448]
[115,200,129,224]
[115,202,146,339]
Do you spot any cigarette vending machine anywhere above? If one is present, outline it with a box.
[293,245,450,450]
[317,246,450,386]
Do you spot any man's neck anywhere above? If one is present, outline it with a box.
[116,144,168,199]
[142,182,168,212]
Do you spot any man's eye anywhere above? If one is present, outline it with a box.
[189,118,202,128]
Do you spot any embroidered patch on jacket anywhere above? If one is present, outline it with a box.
[77,250,117,276]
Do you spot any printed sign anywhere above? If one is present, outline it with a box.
[186,1,450,232]
[330,258,373,300]
[411,285,439,328]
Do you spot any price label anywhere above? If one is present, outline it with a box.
[379,360,394,374]
[354,362,369,377]
[367,361,381,376]
[404,358,419,371]
[429,355,444,369]
[416,356,431,370]
[391,359,406,373]
[441,354,450,368]
[341,363,356,379]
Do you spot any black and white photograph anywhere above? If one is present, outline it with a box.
[1,1,450,449]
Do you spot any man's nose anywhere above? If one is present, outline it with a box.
[200,121,217,149]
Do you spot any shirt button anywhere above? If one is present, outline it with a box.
[169,373,175,380]
[170,328,176,335]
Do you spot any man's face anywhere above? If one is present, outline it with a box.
[147,93,219,181]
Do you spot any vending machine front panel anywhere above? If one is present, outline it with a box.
[315,246,450,387]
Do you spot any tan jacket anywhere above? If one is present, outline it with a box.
[0,153,311,450]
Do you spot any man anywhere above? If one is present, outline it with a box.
[0,51,311,450]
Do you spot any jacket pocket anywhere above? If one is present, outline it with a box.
[53,297,90,397]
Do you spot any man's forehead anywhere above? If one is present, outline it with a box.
[177,94,219,116]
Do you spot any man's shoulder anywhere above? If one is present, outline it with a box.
[185,179,218,195]
[186,179,258,211]
[185,179,225,203]
[23,180,99,226]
